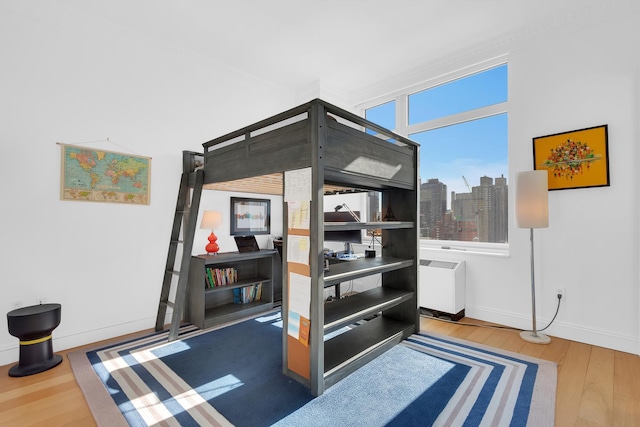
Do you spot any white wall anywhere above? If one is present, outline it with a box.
[0,4,293,365]
[421,11,640,354]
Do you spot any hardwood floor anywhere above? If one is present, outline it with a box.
[0,347,97,426]
[1,318,639,426]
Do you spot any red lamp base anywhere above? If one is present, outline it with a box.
[205,231,219,255]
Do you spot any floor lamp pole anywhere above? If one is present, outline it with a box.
[528,228,538,334]
[520,228,551,344]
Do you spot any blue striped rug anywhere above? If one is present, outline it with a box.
[69,312,556,426]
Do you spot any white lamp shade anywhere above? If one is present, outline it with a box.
[516,171,549,229]
[200,210,223,230]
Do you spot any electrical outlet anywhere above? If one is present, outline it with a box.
[556,287,565,300]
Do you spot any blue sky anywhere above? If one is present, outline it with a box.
[412,113,508,196]
[366,64,508,198]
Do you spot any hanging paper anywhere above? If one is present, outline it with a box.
[287,235,310,266]
[284,167,312,202]
[289,272,311,318]
[298,316,310,346]
[288,200,310,230]
[288,311,300,339]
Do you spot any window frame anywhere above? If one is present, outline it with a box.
[357,57,509,255]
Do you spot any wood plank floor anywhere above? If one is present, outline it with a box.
[1,317,639,426]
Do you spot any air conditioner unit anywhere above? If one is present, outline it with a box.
[419,259,466,321]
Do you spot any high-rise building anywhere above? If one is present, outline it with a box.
[420,178,447,238]
[492,175,509,243]
[476,176,494,242]
[367,191,380,222]
[451,191,478,240]
[437,175,509,243]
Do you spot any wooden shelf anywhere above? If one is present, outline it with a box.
[324,256,414,286]
[324,221,414,231]
[204,277,271,293]
[202,300,273,329]
[323,316,414,387]
[324,287,414,331]
[194,250,277,263]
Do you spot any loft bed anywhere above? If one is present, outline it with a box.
[198,99,416,194]
[195,98,419,396]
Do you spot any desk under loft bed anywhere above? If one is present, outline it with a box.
[178,99,419,396]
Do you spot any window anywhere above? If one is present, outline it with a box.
[365,100,395,134]
[408,65,507,123]
[363,63,508,246]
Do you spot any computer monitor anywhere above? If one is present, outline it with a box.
[324,211,362,248]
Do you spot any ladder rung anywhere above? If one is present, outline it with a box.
[159,300,175,308]
[170,239,184,244]
[166,270,180,276]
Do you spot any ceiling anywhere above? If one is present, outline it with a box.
[40,1,640,100]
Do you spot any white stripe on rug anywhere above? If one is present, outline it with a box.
[403,339,493,426]
[95,326,232,426]
[408,337,526,426]
[132,345,233,426]
[404,333,555,427]
[405,335,528,426]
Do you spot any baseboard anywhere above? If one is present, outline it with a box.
[466,305,639,355]
[0,316,156,367]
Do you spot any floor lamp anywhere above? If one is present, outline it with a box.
[515,170,551,344]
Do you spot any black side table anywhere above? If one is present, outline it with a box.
[7,303,62,377]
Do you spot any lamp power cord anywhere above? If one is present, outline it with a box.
[421,293,562,332]
[537,293,562,332]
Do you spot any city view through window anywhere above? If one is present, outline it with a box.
[417,172,508,243]
[411,112,508,243]
[365,64,508,244]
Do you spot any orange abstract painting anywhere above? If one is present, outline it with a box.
[533,124,609,190]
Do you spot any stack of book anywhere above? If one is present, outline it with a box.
[233,283,263,304]
[205,267,238,288]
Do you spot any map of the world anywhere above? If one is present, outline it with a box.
[61,144,151,204]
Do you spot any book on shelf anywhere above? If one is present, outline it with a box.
[233,282,263,304]
[204,267,238,288]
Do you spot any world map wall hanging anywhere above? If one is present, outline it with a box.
[60,143,151,204]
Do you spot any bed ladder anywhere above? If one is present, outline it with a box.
[155,167,204,341]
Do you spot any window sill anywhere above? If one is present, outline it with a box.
[419,239,510,257]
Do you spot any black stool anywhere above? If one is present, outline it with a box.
[7,303,62,377]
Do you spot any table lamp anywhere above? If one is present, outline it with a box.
[515,170,550,344]
[201,210,223,255]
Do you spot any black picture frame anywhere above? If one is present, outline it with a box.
[230,197,270,235]
[533,124,610,191]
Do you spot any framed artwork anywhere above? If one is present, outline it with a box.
[533,124,609,191]
[230,197,270,235]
